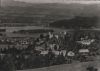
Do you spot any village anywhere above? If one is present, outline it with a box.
[0,0,100,71]
[0,27,100,71]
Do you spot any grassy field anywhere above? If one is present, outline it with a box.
[0,26,67,38]
[1,26,100,38]
[17,57,100,71]
[0,26,45,32]
[0,26,70,33]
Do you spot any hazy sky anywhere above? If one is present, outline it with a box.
[15,0,100,4]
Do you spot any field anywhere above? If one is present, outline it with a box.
[17,56,100,71]
[1,26,100,38]
[0,26,70,33]
[0,26,45,32]
[0,26,68,38]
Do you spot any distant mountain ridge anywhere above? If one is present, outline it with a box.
[1,2,100,17]
[0,1,100,27]
[49,16,98,29]
[1,0,99,7]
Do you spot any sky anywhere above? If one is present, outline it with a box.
[14,0,100,4]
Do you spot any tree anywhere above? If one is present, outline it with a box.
[0,54,15,71]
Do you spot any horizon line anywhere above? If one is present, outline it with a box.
[15,0,100,4]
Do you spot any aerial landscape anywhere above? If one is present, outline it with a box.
[0,0,100,71]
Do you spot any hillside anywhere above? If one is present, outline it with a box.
[49,16,99,29]
[0,2,100,26]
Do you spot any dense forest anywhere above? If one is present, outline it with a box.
[49,16,98,29]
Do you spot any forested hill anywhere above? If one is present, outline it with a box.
[49,16,99,29]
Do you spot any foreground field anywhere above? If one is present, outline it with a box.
[17,56,100,71]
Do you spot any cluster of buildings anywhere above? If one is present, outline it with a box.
[0,28,99,55]
[0,28,100,70]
